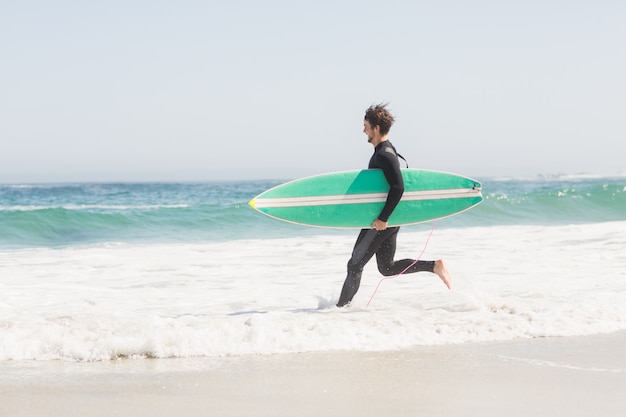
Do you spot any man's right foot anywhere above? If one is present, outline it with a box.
[433,259,452,289]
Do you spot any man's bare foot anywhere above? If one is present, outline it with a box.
[433,259,452,289]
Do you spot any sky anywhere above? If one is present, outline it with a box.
[1,0,625,183]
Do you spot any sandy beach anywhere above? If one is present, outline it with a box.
[2,331,625,417]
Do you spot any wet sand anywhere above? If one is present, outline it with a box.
[2,332,625,417]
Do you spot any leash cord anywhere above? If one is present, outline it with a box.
[365,220,438,308]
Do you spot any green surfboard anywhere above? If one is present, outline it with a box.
[249,169,483,228]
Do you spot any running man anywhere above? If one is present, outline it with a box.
[337,104,452,307]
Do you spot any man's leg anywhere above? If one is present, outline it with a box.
[375,228,435,275]
[375,228,452,289]
[337,228,398,307]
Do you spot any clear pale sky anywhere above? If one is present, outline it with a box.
[1,1,625,183]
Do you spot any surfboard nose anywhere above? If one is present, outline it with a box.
[248,198,257,210]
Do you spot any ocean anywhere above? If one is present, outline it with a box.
[1,174,625,361]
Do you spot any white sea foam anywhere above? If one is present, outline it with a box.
[1,221,625,361]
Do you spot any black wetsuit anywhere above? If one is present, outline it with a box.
[337,141,435,307]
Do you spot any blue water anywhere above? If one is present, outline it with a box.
[1,175,625,248]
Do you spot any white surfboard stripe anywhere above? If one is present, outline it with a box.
[254,188,482,209]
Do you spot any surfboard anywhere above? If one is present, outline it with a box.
[249,169,483,228]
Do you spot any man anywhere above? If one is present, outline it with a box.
[336,104,452,307]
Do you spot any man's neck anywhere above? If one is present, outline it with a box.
[371,135,388,148]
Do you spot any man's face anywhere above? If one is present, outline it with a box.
[363,120,377,143]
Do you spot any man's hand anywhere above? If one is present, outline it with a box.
[372,218,388,231]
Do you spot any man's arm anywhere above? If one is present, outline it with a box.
[373,149,404,229]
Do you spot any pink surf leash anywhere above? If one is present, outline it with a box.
[365,220,438,308]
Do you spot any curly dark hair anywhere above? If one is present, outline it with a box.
[364,103,395,135]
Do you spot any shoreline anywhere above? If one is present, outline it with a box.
[2,332,626,417]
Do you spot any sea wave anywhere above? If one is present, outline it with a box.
[2,222,625,361]
[1,177,625,247]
